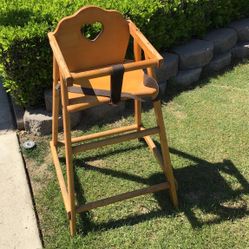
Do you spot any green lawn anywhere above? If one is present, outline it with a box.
[21,61,249,249]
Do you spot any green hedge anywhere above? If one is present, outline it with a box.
[0,0,249,107]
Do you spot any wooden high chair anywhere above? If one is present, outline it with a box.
[48,5,178,236]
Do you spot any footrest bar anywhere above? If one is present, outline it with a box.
[73,127,159,154]
[76,182,169,213]
[60,124,138,145]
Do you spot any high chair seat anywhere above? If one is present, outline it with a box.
[67,69,159,112]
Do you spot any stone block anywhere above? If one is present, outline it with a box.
[10,97,24,130]
[44,89,53,113]
[155,52,179,83]
[229,18,249,41]
[203,52,231,74]
[231,41,249,59]
[83,102,125,122]
[173,68,202,87]
[158,82,167,97]
[172,39,214,70]
[0,82,14,133]
[44,88,62,113]
[203,28,237,54]
[24,108,81,136]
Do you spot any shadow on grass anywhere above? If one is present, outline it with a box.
[171,147,249,228]
[71,143,249,235]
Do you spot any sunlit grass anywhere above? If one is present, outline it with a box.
[21,61,249,249]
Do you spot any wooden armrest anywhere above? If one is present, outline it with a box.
[48,32,73,86]
[128,20,163,67]
[71,58,158,81]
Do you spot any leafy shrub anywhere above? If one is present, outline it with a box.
[0,0,248,107]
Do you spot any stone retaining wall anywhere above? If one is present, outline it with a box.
[156,18,249,89]
[22,18,249,135]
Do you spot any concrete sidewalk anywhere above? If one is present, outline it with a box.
[0,83,42,249]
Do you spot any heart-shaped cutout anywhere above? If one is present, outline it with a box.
[80,22,104,41]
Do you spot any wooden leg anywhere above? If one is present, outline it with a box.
[52,56,60,146]
[134,39,142,135]
[135,99,143,142]
[153,100,178,208]
[60,77,76,236]
[134,99,142,129]
[52,81,60,146]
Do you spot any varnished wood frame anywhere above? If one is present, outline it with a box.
[49,6,178,237]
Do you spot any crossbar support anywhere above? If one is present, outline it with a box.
[59,124,138,145]
[141,127,164,169]
[76,182,169,213]
[72,127,159,154]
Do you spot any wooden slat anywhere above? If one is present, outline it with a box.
[142,130,178,190]
[67,97,110,113]
[141,128,164,169]
[70,58,158,81]
[133,40,142,132]
[134,100,142,130]
[145,53,157,79]
[52,56,60,146]
[72,127,159,154]
[76,182,169,213]
[60,75,77,236]
[134,40,142,62]
[59,124,137,144]
[153,100,178,208]
[50,141,69,212]
[48,33,73,86]
[128,20,163,67]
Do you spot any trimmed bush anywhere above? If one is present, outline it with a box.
[0,0,249,107]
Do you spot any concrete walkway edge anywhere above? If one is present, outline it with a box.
[0,82,42,249]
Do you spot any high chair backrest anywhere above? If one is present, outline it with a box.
[52,6,130,72]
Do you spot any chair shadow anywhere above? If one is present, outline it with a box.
[71,143,249,235]
[171,147,249,228]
